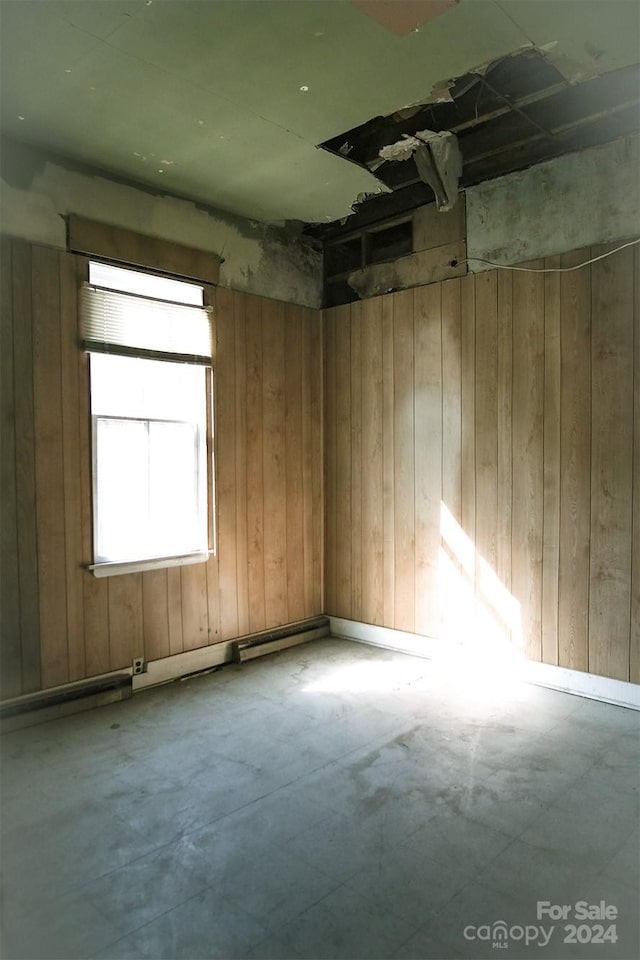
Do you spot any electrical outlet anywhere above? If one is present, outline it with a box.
[132,657,145,675]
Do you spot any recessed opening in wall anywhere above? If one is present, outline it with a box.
[325,236,363,278]
[367,218,413,264]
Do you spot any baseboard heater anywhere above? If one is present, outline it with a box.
[1,673,131,731]
[232,616,330,663]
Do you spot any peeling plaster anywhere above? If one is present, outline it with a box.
[0,139,322,307]
[465,134,640,269]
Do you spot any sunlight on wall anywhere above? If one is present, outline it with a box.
[439,501,524,686]
[302,503,526,699]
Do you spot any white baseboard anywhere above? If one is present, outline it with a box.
[132,642,234,691]
[329,617,640,711]
[133,617,328,690]
[523,659,640,710]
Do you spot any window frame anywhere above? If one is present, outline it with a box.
[82,258,216,578]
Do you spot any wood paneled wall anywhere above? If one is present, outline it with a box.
[0,239,323,698]
[324,243,640,683]
[2,236,638,695]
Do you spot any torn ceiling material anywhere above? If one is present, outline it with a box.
[1,0,638,224]
[379,130,462,210]
[313,49,640,240]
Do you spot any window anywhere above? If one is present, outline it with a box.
[82,262,213,575]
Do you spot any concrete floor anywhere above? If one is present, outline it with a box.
[1,637,638,960]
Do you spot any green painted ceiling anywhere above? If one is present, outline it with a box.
[1,0,638,223]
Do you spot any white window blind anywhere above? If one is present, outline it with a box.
[81,262,212,363]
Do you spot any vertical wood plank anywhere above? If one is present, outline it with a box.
[324,307,337,615]
[245,294,266,632]
[285,304,305,623]
[361,297,384,626]
[558,250,591,673]
[414,283,442,638]
[1,238,22,697]
[474,271,498,573]
[59,250,86,681]
[167,566,184,655]
[335,304,352,618]
[351,300,363,623]
[181,562,209,650]
[301,306,314,617]
[215,287,239,640]
[12,241,41,693]
[589,246,634,680]
[631,246,640,683]
[108,574,143,668]
[309,307,324,615]
[262,298,288,626]
[542,257,561,666]
[381,294,395,628]
[393,289,415,633]
[205,551,221,644]
[441,275,465,648]
[496,270,513,591]
[205,488,222,643]
[142,569,170,661]
[459,274,477,642]
[511,265,545,662]
[441,278,462,524]
[475,271,501,653]
[234,291,250,637]
[460,275,476,545]
[32,245,69,688]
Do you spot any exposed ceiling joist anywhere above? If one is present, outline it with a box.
[0,1,638,226]
[311,54,640,240]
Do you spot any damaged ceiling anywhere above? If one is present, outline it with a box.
[0,0,639,225]
[315,48,640,238]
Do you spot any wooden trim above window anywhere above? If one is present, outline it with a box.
[67,215,223,284]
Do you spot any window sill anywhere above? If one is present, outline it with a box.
[88,551,210,578]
